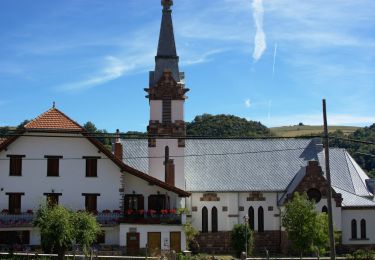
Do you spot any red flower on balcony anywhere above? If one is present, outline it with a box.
[127,209,134,215]
[1,209,9,214]
[160,209,168,215]
[102,209,111,214]
[147,210,157,215]
[113,209,121,214]
[26,209,33,214]
[138,209,145,215]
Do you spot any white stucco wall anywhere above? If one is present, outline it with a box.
[150,100,162,122]
[148,139,185,190]
[171,101,184,123]
[342,208,375,244]
[119,224,186,251]
[102,227,120,245]
[123,173,183,210]
[0,133,122,212]
[315,198,342,231]
[189,192,282,232]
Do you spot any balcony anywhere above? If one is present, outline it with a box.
[0,213,34,228]
[0,210,186,228]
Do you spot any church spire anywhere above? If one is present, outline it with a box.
[151,0,180,86]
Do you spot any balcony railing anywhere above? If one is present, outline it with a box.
[0,211,186,227]
[0,213,34,227]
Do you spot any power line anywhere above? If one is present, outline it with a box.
[356,152,375,158]
[0,147,313,161]
[332,137,375,146]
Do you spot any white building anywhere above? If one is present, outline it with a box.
[0,107,189,254]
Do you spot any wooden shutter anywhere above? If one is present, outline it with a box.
[47,157,59,176]
[137,195,144,210]
[8,194,21,214]
[86,158,97,177]
[9,156,22,176]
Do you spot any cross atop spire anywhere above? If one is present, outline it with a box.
[161,0,173,10]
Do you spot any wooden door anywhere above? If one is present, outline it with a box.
[170,232,181,253]
[147,232,161,256]
[126,232,140,256]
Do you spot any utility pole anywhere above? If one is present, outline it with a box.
[323,99,336,260]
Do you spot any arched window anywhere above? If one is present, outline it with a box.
[248,207,254,230]
[258,206,264,232]
[322,206,328,213]
[351,219,357,239]
[361,219,366,239]
[212,207,218,232]
[202,207,208,233]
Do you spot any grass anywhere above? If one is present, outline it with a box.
[271,125,360,137]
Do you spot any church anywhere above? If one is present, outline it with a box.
[0,0,374,255]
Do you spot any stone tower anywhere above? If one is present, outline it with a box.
[144,0,189,190]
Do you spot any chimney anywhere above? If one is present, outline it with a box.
[165,159,175,186]
[114,129,123,161]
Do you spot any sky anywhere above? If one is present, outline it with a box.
[0,0,374,132]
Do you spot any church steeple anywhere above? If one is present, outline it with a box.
[145,0,187,190]
[150,0,180,86]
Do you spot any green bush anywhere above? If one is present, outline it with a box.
[231,223,253,257]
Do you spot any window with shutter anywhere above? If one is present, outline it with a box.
[83,193,100,213]
[7,155,24,176]
[124,195,144,211]
[85,158,98,177]
[7,193,24,214]
[45,156,62,177]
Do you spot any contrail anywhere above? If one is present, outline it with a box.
[252,0,266,62]
[272,43,277,77]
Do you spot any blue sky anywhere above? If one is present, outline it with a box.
[0,0,374,132]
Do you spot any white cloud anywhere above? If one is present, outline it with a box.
[57,56,130,92]
[244,99,251,108]
[252,0,266,61]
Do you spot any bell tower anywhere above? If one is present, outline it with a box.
[144,0,189,190]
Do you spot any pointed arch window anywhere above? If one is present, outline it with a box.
[360,219,366,239]
[248,207,254,230]
[202,207,208,233]
[212,207,218,232]
[258,206,264,232]
[351,219,357,239]
[322,206,328,214]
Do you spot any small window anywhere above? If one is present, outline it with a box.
[45,156,62,177]
[307,188,322,203]
[360,219,366,239]
[148,195,167,212]
[351,219,357,239]
[322,206,328,213]
[258,206,264,232]
[83,193,100,213]
[212,207,218,232]
[86,158,98,177]
[96,231,105,244]
[162,99,172,123]
[248,207,254,230]
[8,155,24,176]
[124,195,144,211]
[44,193,61,207]
[7,193,24,214]
[202,207,208,233]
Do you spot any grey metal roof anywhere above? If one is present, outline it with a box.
[121,138,372,206]
[333,187,375,207]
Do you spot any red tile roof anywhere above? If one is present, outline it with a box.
[24,108,84,132]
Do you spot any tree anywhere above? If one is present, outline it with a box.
[312,213,329,259]
[282,193,317,258]
[34,205,75,259]
[186,114,272,137]
[73,211,101,255]
[183,222,199,254]
[231,223,253,257]
[83,121,112,150]
[34,205,101,259]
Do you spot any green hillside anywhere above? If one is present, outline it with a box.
[271,125,360,137]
